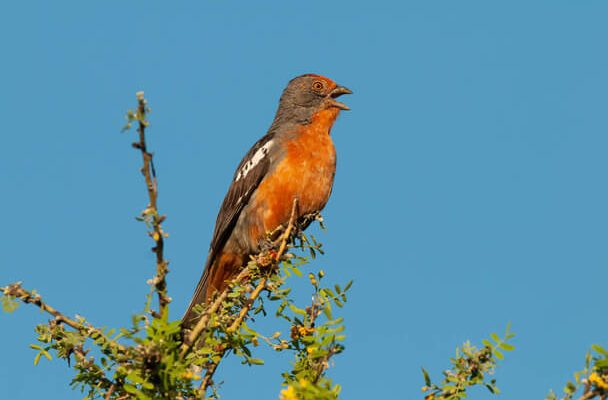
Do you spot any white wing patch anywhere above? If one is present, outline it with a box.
[235,140,274,182]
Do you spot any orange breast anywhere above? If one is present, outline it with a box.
[251,109,338,239]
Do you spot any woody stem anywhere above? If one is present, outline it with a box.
[133,92,170,317]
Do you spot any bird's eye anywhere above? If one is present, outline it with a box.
[312,80,325,91]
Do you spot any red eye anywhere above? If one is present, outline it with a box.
[312,80,325,91]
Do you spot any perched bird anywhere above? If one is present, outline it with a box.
[182,74,351,327]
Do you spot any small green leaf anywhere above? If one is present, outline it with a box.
[325,317,344,326]
[422,367,432,386]
[595,359,608,368]
[288,304,306,316]
[2,295,20,313]
[123,384,138,394]
[41,349,52,361]
[126,371,145,384]
[546,390,558,400]
[564,381,577,394]
[592,344,608,356]
[499,342,515,351]
[323,302,333,320]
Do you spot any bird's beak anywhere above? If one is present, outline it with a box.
[328,85,353,110]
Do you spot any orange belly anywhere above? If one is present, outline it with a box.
[248,118,337,247]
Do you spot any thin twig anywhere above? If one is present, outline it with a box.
[580,391,599,400]
[1,283,126,354]
[132,91,170,317]
[105,384,116,400]
[227,278,268,333]
[68,344,117,392]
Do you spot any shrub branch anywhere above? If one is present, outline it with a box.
[1,282,125,355]
[130,91,170,317]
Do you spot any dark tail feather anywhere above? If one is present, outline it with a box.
[181,256,213,330]
[182,251,246,330]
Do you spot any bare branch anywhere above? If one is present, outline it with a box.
[131,91,170,317]
[105,384,116,400]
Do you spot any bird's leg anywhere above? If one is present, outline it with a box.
[297,211,321,233]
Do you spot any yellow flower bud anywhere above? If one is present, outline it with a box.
[279,386,298,400]
[589,372,608,390]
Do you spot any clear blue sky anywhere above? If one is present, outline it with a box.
[1,1,607,399]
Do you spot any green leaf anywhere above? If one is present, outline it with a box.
[126,371,145,384]
[499,342,515,351]
[123,384,140,395]
[33,353,41,366]
[2,295,20,313]
[422,367,432,386]
[595,359,608,368]
[247,358,265,365]
[494,349,504,360]
[490,333,500,343]
[288,304,307,316]
[443,385,457,393]
[546,390,558,400]
[592,344,608,356]
[241,322,258,337]
[564,381,576,394]
[41,349,52,361]
[325,317,344,326]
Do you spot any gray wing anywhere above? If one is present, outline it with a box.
[182,134,276,326]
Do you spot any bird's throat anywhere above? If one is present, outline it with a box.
[309,107,341,135]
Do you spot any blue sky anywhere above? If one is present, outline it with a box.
[1,1,607,399]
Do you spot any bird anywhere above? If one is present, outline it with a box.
[182,74,351,327]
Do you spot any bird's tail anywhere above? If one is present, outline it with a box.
[181,260,211,330]
[181,252,245,330]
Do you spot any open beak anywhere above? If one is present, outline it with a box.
[328,85,353,110]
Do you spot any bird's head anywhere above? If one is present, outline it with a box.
[275,74,352,125]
